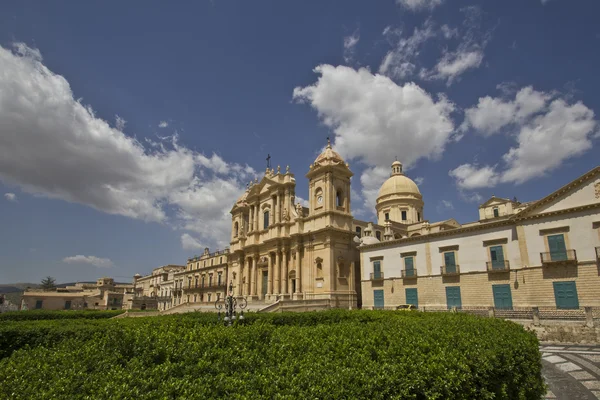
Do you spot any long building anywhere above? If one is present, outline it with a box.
[360,166,600,310]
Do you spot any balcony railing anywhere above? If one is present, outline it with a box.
[184,283,227,291]
[540,250,577,265]
[370,271,384,280]
[440,264,460,276]
[595,246,600,260]
[401,269,417,279]
[156,296,171,302]
[486,260,510,272]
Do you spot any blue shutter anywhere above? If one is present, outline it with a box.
[404,257,415,277]
[373,290,385,309]
[405,288,418,308]
[490,246,505,269]
[492,284,513,309]
[373,261,381,279]
[553,281,579,309]
[548,234,567,261]
[444,252,456,273]
[445,286,462,309]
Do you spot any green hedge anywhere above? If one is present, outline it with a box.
[0,310,545,399]
[0,309,125,321]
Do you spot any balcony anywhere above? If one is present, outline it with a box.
[486,260,510,273]
[370,271,384,281]
[401,269,417,279]
[440,264,460,276]
[540,250,577,265]
[184,283,227,292]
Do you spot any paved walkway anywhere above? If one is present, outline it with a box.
[541,344,600,399]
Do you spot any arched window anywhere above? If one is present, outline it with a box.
[234,222,239,237]
[355,226,362,237]
[263,210,270,229]
[417,212,421,222]
[316,262,323,278]
[336,191,343,207]
[385,212,390,221]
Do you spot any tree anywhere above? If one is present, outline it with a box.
[40,276,56,291]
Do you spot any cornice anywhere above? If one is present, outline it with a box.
[512,202,600,222]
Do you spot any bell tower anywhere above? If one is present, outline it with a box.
[306,138,353,219]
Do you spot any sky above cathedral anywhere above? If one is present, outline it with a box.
[1,0,599,283]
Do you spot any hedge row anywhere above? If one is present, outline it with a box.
[0,311,545,399]
[0,309,125,321]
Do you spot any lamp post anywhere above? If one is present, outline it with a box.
[215,280,247,326]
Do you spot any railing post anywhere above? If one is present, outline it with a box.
[585,306,594,328]
[532,307,540,326]
[488,306,495,318]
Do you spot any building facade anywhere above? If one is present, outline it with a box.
[132,265,185,310]
[360,166,600,311]
[183,248,229,305]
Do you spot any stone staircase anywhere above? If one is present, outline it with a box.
[161,300,268,315]
[257,299,332,313]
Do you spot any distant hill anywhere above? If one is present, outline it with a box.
[0,283,39,293]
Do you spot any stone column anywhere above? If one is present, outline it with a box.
[272,195,277,224]
[249,206,253,232]
[284,189,290,219]
[274,249,280,295]
[295,249,301,294]
[267,253,273,295]
[282,249,288,295]
[255,205,260,231]
[250,256,256,296]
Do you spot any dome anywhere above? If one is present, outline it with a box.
[377,161,421,198]
[378,175,421,197]
[314,137,345,165]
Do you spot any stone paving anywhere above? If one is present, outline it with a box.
[541,344,600,399]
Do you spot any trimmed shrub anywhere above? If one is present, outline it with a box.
[0,310,545,399]
[0,309,125,321]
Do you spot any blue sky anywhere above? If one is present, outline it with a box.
[1,0,599,283]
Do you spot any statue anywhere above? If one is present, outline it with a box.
[295,202,303,218]
[283,208,290,221]
[286,165,290,173]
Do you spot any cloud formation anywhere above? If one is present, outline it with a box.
[293,64,455,214]
[63,255,115,268]
[396,0,443,12]
[4,193,17,202]
[0,43,256,250]
[343,30,360,64]
[158,121,168,128]
[452,85,598,189]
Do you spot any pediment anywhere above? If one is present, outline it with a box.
[479,196,512,208]
[513,167,600,219]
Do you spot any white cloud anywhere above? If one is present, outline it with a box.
[293,65,455,215]
[436,199,454,213]
[158,121,168,128]
[449,163,500,190]
[63,255,114,268]
[379,19,436,80]
[414,177,424,186]
[181,233,205,250]
[4,193,17,202]
[453,86,597,188]
[115,115,126,131]
[0,43,256,249]
[441,24,458,39]
[420,6,492,85]
[343,31,360,64]
[396,0,443,12]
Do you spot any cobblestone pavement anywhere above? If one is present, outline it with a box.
[541,344,600,399]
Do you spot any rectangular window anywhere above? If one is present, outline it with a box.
[553,281,579,309]
[405,288,418,308]
[492,284,513,309]
[401,211,407,221]
[209,275,213,287]
[417,212,420,221]
[443,251,456,273]
[376,231,381,240]
[548,234,567,261]
[404,256,415,277]
[355,227,362,237]
[385,212,390,221]
[490,245,505,269]
[445,286,462,309]
[493,208,499,217]
[195,277,198,288]
[64,300,72,310]
[373,260,381,279]
[263,211,270,229]
[202,276,205,287]
[373,289,385,309]
[218,273,222,286]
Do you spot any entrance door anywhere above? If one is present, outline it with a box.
[373,290,384,309]
[553,281,579,309]
[405,288,418,308]
[262,271,268,298]
[445,286,462,309]
[492,284,513,309]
